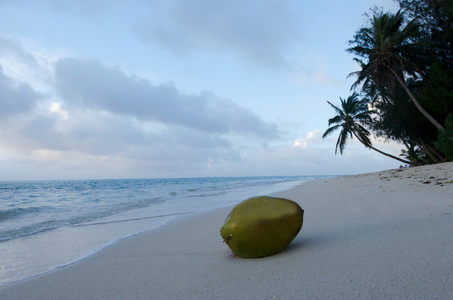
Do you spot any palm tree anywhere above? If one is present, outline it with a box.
[347,10,445,130]
[322,93,414,165]
[400,143,426,164]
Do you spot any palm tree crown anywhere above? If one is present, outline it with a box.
[348,10,421,91]
[323,92,414,165]
[348,9,444,130]
[322,93,372,155]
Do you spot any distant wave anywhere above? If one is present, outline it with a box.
[186,191,227,198]
[0,219,63,242]
[0,197,165,242]
[0,206,52,222]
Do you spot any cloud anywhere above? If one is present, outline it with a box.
[53,57,280,138]
[49,102,68,119]
[0,37,283,180]
[0,36,46,84]
[0,99,240,164]
[134,0,299,67]
[293,129,323,148]
[0,36,41,68]
[0,66,40,117]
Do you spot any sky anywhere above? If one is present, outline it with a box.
[0,0,403,181]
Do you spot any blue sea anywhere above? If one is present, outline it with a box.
[0,176,328,286]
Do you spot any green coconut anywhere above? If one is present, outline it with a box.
[220,196,304,258]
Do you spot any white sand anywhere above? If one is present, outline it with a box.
[1,163,452,299]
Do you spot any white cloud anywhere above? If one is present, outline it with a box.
[293,129,323,148]
[49,102,68,119]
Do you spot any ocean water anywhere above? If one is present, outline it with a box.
[0,175,328,286]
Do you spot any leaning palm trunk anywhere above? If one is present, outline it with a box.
[389,67,445,130]
[352,131,416,165]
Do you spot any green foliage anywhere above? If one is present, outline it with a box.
[397,0,453,67]
[420,62,453,118]
[323,0,453,164]
[371,78,438,147]
[435,115,453,160]
[400,143,431,164]
[339,0,453,163]
[347,9,423,93]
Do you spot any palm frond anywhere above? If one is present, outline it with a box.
[322,124,341,138]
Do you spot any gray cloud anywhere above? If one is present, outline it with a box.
[54,57,280,139]
[0,105,238,166]
[135,0,299,67]
[0,36,281,178]
[0,66,40,117]
[0,53,276,169]
[0,36,41,69]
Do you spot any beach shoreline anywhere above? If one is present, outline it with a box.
[0,176,314,288]
[1,163,452,299]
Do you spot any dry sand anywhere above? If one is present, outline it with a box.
[1,163,452,299]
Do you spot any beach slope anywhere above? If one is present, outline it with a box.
[1,163,452,299]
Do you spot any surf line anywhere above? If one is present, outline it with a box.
[73,211,196,227]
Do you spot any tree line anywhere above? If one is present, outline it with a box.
[323,0,453,165]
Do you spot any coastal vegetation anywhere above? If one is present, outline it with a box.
[323,0,453,165]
